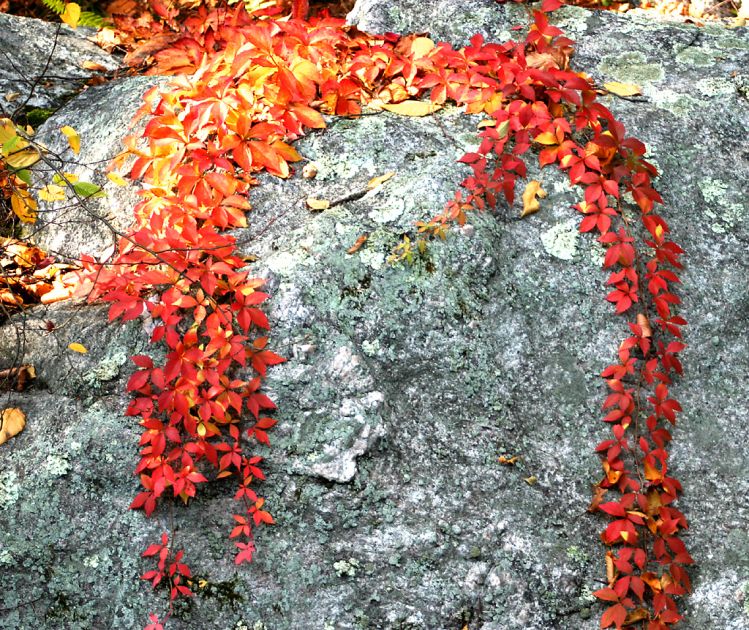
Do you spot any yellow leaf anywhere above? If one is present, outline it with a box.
[68,342,88,353]
[39,184,66,202]
[0,408,26,446]
[60,126,80,154]
[534,131,559,145]
[306,197,330,211]
[10,189,37,223]
[61,2,81,28]
[53,172,79,185]
[107,172,128,186]
[520,180,547,218]
[5,148,40,169]
[410,37,435,59]
[367,171,395,190]
[0,118,18,146]
[381,100,441,117]
[524,475,538,485]
[603,81,642,97]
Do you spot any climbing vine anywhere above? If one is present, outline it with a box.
[71,0,691,627]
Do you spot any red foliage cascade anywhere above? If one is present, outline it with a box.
[78,1,690,627]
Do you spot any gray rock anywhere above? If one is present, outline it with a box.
[0,13,120,112]
[25,76,166,261]
[1,4,749,630]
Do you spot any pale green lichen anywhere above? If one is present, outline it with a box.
[541,219,579,261]
[334,557,360,577]
[705,33,749,51]
[648,86,701,116]
[695,77,736,98]
[552,6,591,38]
[369,197,406,224]
[358,247,386,270]
[0,470,20,509]
[361,338,381,357]
[598,52,664,84]
[675,46,721,67]
[44,454,70,478]
[699,178,745,234]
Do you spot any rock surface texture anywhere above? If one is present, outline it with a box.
[0,14,119,111]
[1,3,749,630]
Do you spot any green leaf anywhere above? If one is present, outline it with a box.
[72,181,106,198]
[15,169,31,185]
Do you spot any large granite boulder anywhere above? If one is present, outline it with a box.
[1,3,748,629]
[0,13,120,112]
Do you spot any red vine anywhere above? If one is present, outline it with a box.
[76,1,691,627]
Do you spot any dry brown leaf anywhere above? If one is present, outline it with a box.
[624,609,651,625]
[588,484,607,512]
[366,172,395,190]
[0,407,26,445]
[637,313,653,338]
[381,100,441,117]
[520,180,547,218]
[606,550,616,584]
[302,163,318,179]
[306,197,330,211]
[604,81,642,97]
[347,234,368,254]
[0,364,36,391]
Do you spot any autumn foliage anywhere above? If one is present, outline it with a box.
[43,0,694,627]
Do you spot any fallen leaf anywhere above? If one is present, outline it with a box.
[410,36,435,59]
[520,180,546,218]
[604,81,642,97]
[637,313,653,338]
[367,172,395,190]
[302,163,318,179]
[623,609,651,625]
[606,550,616,584]
[60,126,80,155]
[61,2,81,28]
[347,234,368,254]
[306,197,330,211]
[0,364,36,391]
[588,485,607,512]
[381,100,441,117]
[498,455,520,465]
[80,60,108,72]
[4,92,20,102]
[524,475,538,485]
[106,172,128,186]
[0,407,26,445]
[68,342,88,353]
[10,189,37,223]
[38,184,66,202]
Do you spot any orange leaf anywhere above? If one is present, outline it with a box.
[0,408,26,446]
[347,234,368,254]
[520,180,546,218]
